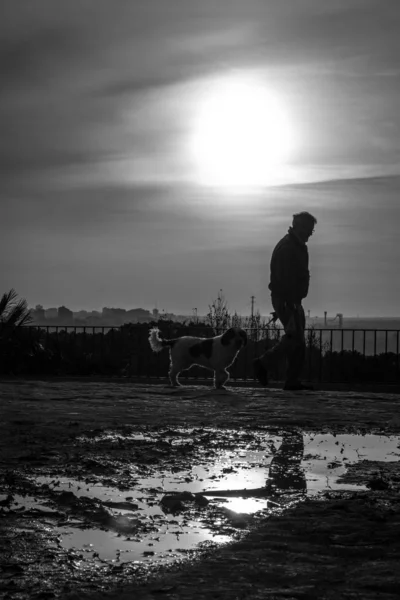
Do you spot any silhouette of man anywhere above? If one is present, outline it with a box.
[253,211,317,391]
[265,432,306,495]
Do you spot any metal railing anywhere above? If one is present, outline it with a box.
[1,323,399,385]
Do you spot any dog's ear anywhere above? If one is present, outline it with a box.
[220,328,236,346]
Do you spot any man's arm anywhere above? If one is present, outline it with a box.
[274,245,310,304]
[297,248,310,300]
[273,244,298,303]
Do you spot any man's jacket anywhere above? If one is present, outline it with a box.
[268,228,310,304]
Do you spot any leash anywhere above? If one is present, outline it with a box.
[265,311,279,326]
[265,303,301,327]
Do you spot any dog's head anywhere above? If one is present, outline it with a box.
[220,327,248,348]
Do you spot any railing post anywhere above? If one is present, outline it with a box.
[73,326,77,368]
[341,329,344,381]
[384,330,388,382]
[100,327,104,373]
[397,331,400,380]
[307,328,312,382]
[319,329,323,382]
[363,330,366,380]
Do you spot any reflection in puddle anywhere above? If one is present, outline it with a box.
[0,494,58,514]
[221,497,273,514]
[303,433,400,493]
[7,430,398,568]
[59,526,231,563]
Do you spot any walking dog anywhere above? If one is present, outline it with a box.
[148,327,247,388]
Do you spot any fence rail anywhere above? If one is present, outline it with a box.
[1,323,399,385]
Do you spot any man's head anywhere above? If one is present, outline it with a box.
[292,211,317,243]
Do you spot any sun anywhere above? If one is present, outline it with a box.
[190,74,295,188]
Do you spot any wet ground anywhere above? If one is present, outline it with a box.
[1,379,400,599]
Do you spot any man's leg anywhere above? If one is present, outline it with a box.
[286,343,306,383]
[265,432,306,494]
[254,297,296,385]
[283,305,313,390]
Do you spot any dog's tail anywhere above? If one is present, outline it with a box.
[148,327,176,353]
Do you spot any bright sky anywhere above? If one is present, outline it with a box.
[2,0,400,317]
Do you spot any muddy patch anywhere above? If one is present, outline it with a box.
[1,425,400,598]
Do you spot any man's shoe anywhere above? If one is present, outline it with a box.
[253,358,269,386]
[283,382,314,391]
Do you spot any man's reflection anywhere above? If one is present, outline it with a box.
[266,431,306,495]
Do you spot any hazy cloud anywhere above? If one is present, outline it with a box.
[1,0,400,186]
[2,1,400,315]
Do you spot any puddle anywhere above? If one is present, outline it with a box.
[303,433,400,493]
[4,430,399,569]
[58,525,231,564]
[76,431,156,445]
[0,494,59,514]
[29,475,243,562]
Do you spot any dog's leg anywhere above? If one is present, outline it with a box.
[169,366,181,387]
[214,368,230,389]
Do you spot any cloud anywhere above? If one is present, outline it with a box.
[1,0,400,193]
[2,174,400,314]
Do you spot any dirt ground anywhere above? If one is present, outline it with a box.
[1,379,400,600]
